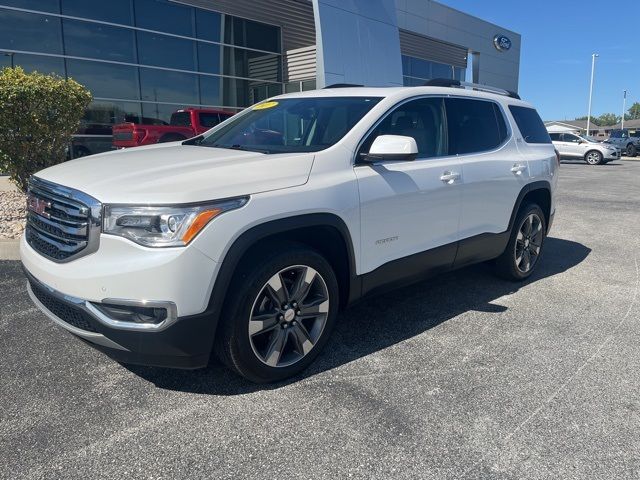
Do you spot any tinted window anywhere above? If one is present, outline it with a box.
[200,97,381,154]
[62,0,133,25]
[139,67,198,104]
[563,134,580,143]
[361,97,447,158]
[197,43,222,74]
[10,53,65,76]
[137,31,196,70]
[63,19,136,62]
[549,133,561,141]
[223,16,280,53]
[0,10,62,54]
[2,0,60,13]
[141,103,182,124]
[66,59,139,99]
[446,98,509,155]
[223,47,281,81]
[195,9,222,42]
[134,0,194,36]
[508,105,551,144]
[199,112,221,128]
[170,112,191,126]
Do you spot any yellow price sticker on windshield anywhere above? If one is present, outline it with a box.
[253,101,278,110]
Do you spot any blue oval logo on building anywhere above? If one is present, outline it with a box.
[493,34,512,52]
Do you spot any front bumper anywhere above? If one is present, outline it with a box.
[24,268,217,369]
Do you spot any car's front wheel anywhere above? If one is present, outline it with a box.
[216,244,339,383]
[626,144,637,157]
[494,203,546,281]
[585,150,604,165]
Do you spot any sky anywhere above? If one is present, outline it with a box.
[439,0,640,121]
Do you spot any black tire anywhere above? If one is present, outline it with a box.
[494,203,546,281]
[215,243,339,383]
[158,133,187,143]
[585,150,604,165]
[626,144,637,157]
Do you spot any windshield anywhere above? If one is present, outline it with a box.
[198,97,382,154]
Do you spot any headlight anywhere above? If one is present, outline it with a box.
[103,197,248,247]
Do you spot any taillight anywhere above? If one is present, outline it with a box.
[554,149,561,166]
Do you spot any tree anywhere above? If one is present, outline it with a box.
[627,102,640,120]
[595,113,620,126]
[575,115,600,125]
[0,67,92,191]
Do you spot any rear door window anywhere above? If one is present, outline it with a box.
[508,106,552,144]
[445,98,509,155]
[199,112,221,128]
[549,133,561,141]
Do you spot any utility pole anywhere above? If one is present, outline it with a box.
[586,53,599,136]
[622,90,627,130]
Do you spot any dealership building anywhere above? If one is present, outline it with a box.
[0,0,521,155]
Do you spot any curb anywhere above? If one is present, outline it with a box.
[0,239,20,261]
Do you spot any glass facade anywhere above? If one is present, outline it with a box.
[0,0,283,155]
[401,55,465,86]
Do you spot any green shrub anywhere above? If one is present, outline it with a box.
[0,67,92,191]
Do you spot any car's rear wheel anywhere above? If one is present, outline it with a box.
[585,150,603,165]
[216,244,339,383]
[494,203,546,281]
[626,144,637,157]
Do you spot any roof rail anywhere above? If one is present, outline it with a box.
[422,78,521,100]
[323,83,364,89]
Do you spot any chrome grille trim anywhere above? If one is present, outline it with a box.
[26,177,101,263]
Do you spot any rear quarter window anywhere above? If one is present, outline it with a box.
[508,106,551,144]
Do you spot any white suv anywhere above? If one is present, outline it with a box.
[21,82,558,383]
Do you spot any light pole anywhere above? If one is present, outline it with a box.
[586,53,599,136]
[622,90,627,130]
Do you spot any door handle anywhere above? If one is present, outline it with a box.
[440,171,460,184]
[511,163,527,175]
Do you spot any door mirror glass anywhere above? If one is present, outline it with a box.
[364,135,418,162]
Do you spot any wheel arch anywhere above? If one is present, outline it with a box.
[204,213,359,340]
[508,181,552,234]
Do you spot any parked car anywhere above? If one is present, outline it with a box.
[549,132,620,165]
[606,129,640,156]
[22,81,557,383]
[112,108,234,148]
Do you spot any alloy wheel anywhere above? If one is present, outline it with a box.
[586,151,601,165]
[514,213,543,273]
[248,265,330,368]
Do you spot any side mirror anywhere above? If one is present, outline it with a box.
[363,135,418,162]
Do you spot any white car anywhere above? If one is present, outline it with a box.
[22,81,558,382]
[549,132,620,165]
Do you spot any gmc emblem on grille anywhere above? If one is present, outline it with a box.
[27,194,51,218]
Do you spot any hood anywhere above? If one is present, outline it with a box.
[35,143,315,204]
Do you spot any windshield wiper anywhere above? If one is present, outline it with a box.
[210,144,271,154]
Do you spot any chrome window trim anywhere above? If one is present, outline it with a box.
[353,94,514,166]
[28,176,102,263]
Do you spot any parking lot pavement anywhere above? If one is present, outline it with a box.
[1,160,639,480]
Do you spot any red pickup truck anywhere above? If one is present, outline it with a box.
[112,108,234,148]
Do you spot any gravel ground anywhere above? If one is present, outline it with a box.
[1,160,640,479]
[0,189,26,239]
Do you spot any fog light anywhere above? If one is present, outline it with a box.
[93,303,168,324]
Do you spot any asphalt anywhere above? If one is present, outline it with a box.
[1,160,639,479]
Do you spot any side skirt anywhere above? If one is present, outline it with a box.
[353,230,510,302]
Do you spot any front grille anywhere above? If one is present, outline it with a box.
[25,179,99,262]
[29,280,98,332]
